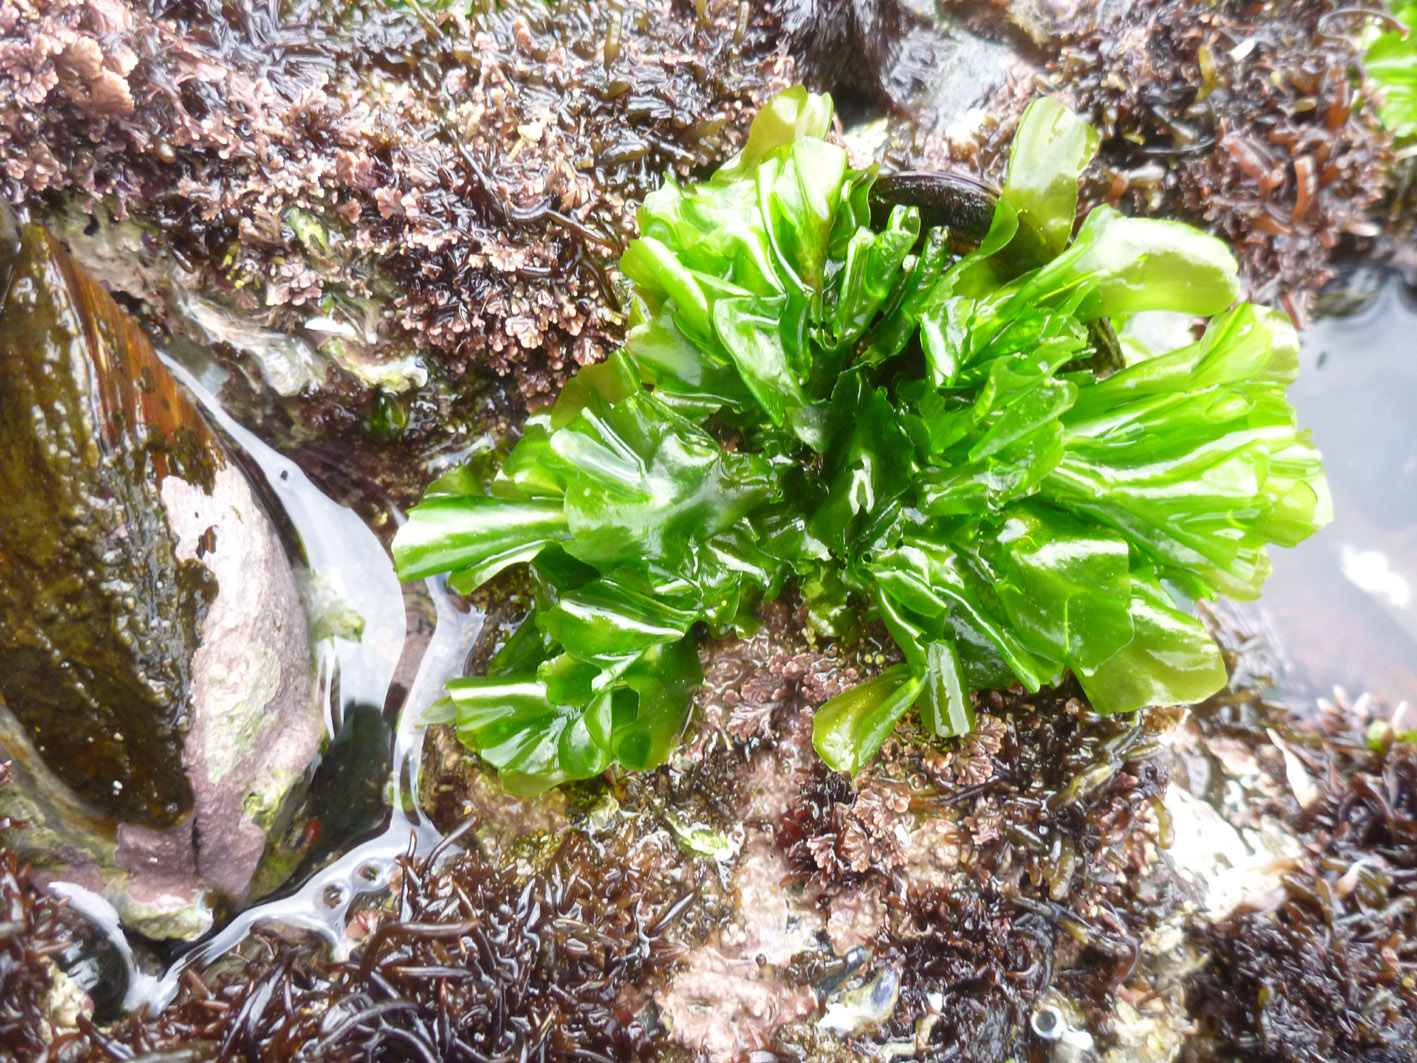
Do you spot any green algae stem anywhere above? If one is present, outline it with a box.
[0,226,221,827]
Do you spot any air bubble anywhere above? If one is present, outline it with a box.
[320,883,347,909]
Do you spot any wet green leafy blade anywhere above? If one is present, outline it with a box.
[392,496,569,585]
[1076,574,1228,715]
[1032,207,1242,320]
[813,664,925,773]
[1000,96,1100,263]
[991,502,1134,672]
[918,641,974,738]
[1366,4,1417,137]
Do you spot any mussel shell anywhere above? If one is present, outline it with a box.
[869,170,1000,243]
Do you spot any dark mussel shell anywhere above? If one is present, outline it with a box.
[869,170,1000,244]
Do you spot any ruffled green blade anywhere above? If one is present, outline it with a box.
[394,88,1329,789]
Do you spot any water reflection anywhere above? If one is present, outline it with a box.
[1258,274,1417,710]
[118,360,485,1010]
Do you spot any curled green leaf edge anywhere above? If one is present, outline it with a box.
[393,87,1331,789]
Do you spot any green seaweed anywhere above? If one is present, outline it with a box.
[395,91,1330,790]
[1365,3,1417,138]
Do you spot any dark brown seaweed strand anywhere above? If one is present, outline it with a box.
[772,676,1180,1060]
[49,826,712,1062]
[1,760,82,1062]
[1046,0,1390,327]
[1184,744,1417,1063]
[856,0,1391,325]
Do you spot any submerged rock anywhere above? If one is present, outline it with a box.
[0,219,322,938]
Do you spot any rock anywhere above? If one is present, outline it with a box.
[0,218,322,939]
[0,223,214,825]
[782,0,1020,133]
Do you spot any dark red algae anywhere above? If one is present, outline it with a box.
[1182,728,1417,1063]
[9,615,1417,1063]
[45,829,707,1063]
[0,0,796,521]
[1047,0,1390,326]
[775,685,1179,1061]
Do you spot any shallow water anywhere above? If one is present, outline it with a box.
[1253,274,1417,712]
[52,354,486,1013]
[153,363,484,999]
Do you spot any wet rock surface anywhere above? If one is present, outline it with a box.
[0,223,215,826]
[0,222,321,938]
[0,0,808,532]
[37,596,1417,1063]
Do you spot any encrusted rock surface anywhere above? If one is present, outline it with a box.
[0,0,792,399]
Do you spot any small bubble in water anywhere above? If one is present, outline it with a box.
[355,861,385,884]
[320,883,347,909]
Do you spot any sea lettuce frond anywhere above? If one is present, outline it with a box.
[396,90,1330,786]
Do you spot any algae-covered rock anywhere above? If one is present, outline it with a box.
[0,223,217,826]
[0,219,323,938]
